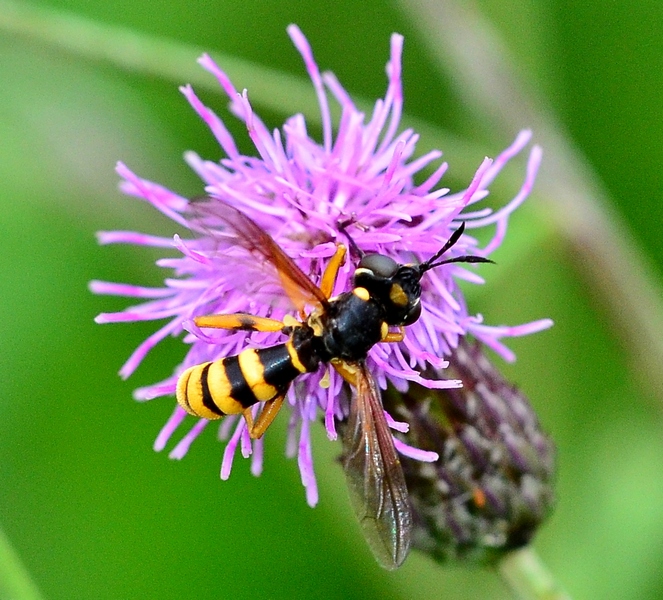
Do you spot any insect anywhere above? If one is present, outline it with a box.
[175,198,491,569]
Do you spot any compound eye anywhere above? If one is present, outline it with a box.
[402,300,422,326]
[357,253,398,278]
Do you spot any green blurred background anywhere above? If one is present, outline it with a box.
[1,1,662,599]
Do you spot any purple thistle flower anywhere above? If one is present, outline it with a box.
[91,25,552,508]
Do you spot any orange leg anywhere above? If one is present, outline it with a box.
[331,358,358,386]
[194,313,285,332]
[382,326,405,343]
[319,244,347,299]
[243,394,286,439]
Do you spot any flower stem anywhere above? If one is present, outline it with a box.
[0,527,45,600]
[498,547,571,600]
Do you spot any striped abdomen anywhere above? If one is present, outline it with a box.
[176,340,313,420]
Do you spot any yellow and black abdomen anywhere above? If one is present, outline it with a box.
[176,340,314,420]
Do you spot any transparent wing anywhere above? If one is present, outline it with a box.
[189,197,329,313]
[342,361,412,570]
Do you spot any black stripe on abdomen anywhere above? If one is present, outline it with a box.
[224,355,259,408]
[258,344,303,390]
[200,363,226,417]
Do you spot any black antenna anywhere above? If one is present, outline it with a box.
[337,218,365,260]
[419,222,493,274]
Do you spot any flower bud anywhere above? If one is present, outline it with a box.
[386,338,556,564]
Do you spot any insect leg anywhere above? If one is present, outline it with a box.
[244,395,286,439]
[381,326,405,343]
[195,313,285,332]
[319,244,347,299]
[242,407,255,432]
[331,359,358,386]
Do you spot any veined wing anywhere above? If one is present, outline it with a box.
[189,197,329,313]
[342,361,412,570]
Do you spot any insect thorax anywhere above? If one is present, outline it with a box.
[314,291,385,362]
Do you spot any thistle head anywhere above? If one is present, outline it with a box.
[92,25,552,511]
